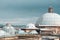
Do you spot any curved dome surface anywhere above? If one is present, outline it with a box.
[36,13,60,26]
[26,23,37,29]
[0,30,11,37]
[3,24,16,35]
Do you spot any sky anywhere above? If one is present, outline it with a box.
[0,0,60,24]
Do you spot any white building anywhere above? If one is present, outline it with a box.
[0,29,11,37]
[3,23,16,35]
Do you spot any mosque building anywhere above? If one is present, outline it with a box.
[20,7,60,40]
[35,7,60,40]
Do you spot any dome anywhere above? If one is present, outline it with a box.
[36,7,60,26]
[0,30,11,37]
[3,23,16,35]
[26,23,37,29]
[18,29,26,34]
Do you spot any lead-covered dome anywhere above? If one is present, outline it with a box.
[36,7,60,26]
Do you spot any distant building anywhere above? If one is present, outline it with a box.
[3,23,16,35]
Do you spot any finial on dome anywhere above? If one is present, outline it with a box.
[48,7,53,13]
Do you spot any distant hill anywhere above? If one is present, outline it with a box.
[12,25,26,28]
[0,24,26,28]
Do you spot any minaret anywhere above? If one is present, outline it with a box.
[48,7,53,13]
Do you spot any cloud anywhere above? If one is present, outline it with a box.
[0,0,59,25]
[0,0,59,9]
[0,0,59,18]
[0,17,38,25]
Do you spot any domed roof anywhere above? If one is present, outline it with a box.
[36,7,60,26]
[0,30,11,37]
[26,23,37,29]
[3,23,16,35]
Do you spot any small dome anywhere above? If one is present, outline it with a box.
[26,23,37,29]
[18,29,26,34]
[3,23,16,35]
[36,7,60,26]
[0,30,11,37]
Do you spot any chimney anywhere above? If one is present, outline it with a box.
[48,7,53,13]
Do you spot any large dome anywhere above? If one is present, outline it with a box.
[36,7,60,26]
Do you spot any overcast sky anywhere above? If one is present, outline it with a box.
[0,0,60,24]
